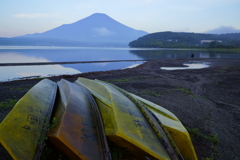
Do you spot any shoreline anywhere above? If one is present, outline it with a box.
[1,58,240,159]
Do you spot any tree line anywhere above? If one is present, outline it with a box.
[129,32,240,48]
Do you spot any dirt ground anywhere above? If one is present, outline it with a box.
[0,58,240,160]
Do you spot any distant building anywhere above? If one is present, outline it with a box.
[201,40,222,44]
[167,39,178,42]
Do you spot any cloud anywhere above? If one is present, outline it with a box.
[13,13,57,18]
[206,26,240,34]
[92,27,115,36]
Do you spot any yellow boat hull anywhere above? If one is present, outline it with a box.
[48,79,110,160]
[0,79,57,160]
[75,78,172,160]
[130,93,197,160]
[75,77,197,160]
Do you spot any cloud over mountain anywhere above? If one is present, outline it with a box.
[92,27,115,36]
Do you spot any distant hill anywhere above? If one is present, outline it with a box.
[129,32,240,48]
[1,13,148,47]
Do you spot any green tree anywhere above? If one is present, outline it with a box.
[209,41,217,48]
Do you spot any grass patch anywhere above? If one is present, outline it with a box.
[40,117,63,160]
[10,87,27,90]
[201,158,213,160]
[141,90,159,97]
[110,148,123,160]
[110,78,131,82]
[203,114,213,121]
[49,117,58,129]
[40,139,65,160]
[0,99,18,109]
[109,146,136,160]
[217,70,227,73]
[187,127,220,159]
[217,65,235,73]
[211,144,219,155]
[186,127,219,144]
[175,87,195,98]
[222,66,230,70]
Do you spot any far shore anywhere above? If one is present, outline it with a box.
[1,45,240,50]
[0,58,240,160]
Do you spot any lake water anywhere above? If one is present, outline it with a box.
[0,46,240,81]
[161,61,210,70]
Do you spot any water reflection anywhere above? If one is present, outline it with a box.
[0,52,144,81]
[0,52,51,63]
[0,53,80,81]
[129,49,240,59]
[124,63,142,69]
[161,61,210,70]
[0,47,142,62]
[1,47,240,81]
[0,65,80,81]
[62,61,144,73]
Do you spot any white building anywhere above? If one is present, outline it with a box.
[201,40,222,44]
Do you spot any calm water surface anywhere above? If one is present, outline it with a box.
[0,46,239,81]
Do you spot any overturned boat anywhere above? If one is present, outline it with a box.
[1,78,198,160]
[0,79,57,160]
[48,79,111,160]
[75,77,197,160]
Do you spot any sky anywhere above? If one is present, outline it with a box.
[1,0,240,37]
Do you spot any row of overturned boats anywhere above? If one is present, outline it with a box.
[0,77,198,160]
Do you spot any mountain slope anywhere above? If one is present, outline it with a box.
[20,13,148,46]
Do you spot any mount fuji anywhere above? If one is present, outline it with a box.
[9,13,148,47]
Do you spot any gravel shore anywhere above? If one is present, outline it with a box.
[1,58,240,160]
